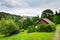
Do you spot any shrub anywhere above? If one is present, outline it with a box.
[36,24,47,32]
[20,29,24,32]
[0,19,20,36]
[28,25,36,33]
[46,24,56,32]
[37,24,56,32]
[27,24,56,33]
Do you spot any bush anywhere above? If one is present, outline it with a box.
[0,19,20,36]
[36,24,47,32]
[46,24,56,32]
[37,24,56,32]
[28,25,36,33]
[27,24,56,33]
[20,29,24,32]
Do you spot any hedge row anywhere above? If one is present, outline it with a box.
[28,24,56,33]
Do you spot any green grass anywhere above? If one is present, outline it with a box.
[0,32,55,40]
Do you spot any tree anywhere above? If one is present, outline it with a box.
[21,17,33,29]
[53,15,60,24]
[41,9,54,21]
[0,12,11,20]
[36,15,40,20]
[55,11,58,15]
[0,19,20,36]
[31,16,40,25]
[58,10,60,18]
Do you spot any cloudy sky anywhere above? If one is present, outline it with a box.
[0,0,60,17]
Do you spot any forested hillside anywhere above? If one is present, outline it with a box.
[0,12,21,20]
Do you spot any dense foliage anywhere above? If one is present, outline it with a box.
[53,16,60,24]
[41,9,54,21]
[28,25,36,33]
[54,11,60,24]
[0,19,20,36]
[37,24,56,32]
[28,24,56,33]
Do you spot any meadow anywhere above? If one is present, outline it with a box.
[0,31,55,40]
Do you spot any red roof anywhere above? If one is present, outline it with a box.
[35,18,53,24]
[42,18,53,24]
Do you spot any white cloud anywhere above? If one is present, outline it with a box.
[0,0,60,17]
[3,8,42,16]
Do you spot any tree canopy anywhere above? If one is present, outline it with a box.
[41,9,54,21]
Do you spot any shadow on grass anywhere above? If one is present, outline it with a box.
[28,31,55,34]
[0,33,18,38]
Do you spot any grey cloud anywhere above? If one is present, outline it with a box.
[0,0,29,8]
[17,0,55,7]
[0,0,56,8]
[0,0,60,16]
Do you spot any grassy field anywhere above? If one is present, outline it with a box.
[0,31,55,40]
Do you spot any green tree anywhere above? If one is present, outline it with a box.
[31,16,40,25]
[41,9,54,21]
[0,19,20,36]
[53,15,60,24]
[0,12,11,20]
[57,10,60,18]
[21,17,33,29]
[55,11,58,16]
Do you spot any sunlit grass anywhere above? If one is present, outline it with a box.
[0,31,55,40]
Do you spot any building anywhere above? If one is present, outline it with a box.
[35,18,53,25]
[22,16,27,20]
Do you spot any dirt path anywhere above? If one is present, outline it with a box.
[54,28,59,40]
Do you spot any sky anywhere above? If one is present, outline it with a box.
[0,0,60,17]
